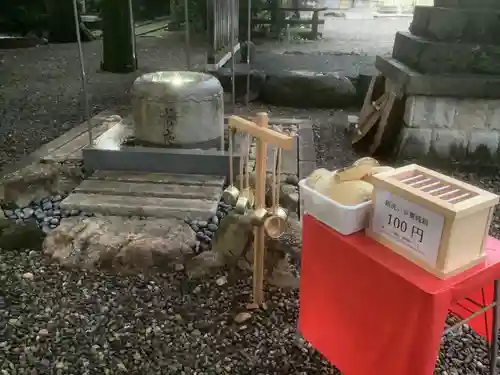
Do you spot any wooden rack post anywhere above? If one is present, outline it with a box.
[228,112,294,306]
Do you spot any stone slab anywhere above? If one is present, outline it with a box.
[393,31,500,75]
[396,127,500,164]
[266,137,298,176]
[411,6,500,45]
[83,146,242,177]
[375,56,500,99]
[60,193,219,220]
[298,160,316,180]
[252,51,377,80]
[75,180,222,200]
[89,170,225,186]
[297,122,316,162]
[434,0,500,9]
[60,170,225,220]
[404,95,500,131]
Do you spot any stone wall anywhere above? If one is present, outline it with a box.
[398,96,500,163]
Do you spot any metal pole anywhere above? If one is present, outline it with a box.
[490,280,499,375]
[246,0,251,106]
[72,0,92,145]
[184,0,191,69]
[127,0,137,68]
[229,0,236,107]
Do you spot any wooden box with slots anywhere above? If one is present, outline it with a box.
[366,164,499,279]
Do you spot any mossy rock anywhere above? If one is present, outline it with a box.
[0,220,45,251]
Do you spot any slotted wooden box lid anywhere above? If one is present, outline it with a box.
[368,164,499,219]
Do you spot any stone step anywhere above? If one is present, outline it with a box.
[89,170,225,186]
[411,6,500,45]
[75,180,222,200]
[392,32,500,75]
[60,171,225,220]
[434,0,500,9]
[60,194,219,220]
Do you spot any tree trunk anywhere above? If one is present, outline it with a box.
[101,0,137,73]
[47,0,93,43]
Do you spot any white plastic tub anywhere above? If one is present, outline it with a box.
[299,179,372,235]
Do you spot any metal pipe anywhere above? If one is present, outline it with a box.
[229,0,236,107]
[72,0,92,145]
[246,0,251,106]
[184,0,191,69]
[127,0,137,68]
[490,280,499,375]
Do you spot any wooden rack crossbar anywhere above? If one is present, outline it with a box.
[228,116,295,150]
[227,113,294,307]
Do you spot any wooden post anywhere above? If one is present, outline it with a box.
[253,112,269,306]
[227,113,294,307]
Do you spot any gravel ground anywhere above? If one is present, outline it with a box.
[0,250,337,375]
[2,18,500,373]
[0,33,206,171]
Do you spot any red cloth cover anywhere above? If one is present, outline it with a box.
[299,214,500,375]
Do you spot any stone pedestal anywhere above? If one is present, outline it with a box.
[398,96,500,163]
[376,0,500,165]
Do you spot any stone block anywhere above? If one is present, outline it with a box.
[393,32,500,75]
[397,128,432,159]
[411,6,500,45]
[375,56,500,99]
[297,124,316,162]
[467,130,500,163]
[430,129,468,160]
[266,137,298,175]
[404,96,456,129]
[298,161,316,180]
[487,104,500,130]
[404,96,433,128]
[434,0,500,9]
[453,100,490,130]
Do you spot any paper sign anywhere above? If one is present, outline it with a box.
[370,189,444,267]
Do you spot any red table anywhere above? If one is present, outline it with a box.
[299,214,500,375]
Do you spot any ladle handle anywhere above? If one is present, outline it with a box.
[239,135,247,191]
[228,128,234,186]
[276,148,282,208]
[245,134,251,189]
[272,148,278,209]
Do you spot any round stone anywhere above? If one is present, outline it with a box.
[197,220,208,228]
[132,71,224,149]
[207,223,218,232]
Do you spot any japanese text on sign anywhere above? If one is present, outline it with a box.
[371,189,445,266]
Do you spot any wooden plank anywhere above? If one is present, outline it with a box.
[351,93,388,145]
[42,119,116,162]
[359,74,385,123]
[228,116,294,150]
[36,108,124,163]
[369,92,397,154]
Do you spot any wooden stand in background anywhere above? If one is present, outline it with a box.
[352,74,405,157]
